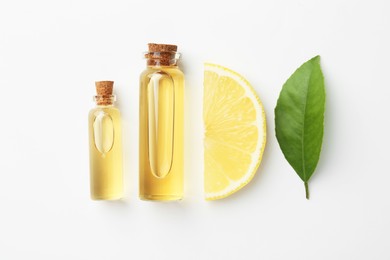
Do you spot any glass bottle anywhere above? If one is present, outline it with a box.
[88,81,123,200]
[139,43,185,201]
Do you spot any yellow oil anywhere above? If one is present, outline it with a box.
[139,66,184,200]
[89,106,123,200]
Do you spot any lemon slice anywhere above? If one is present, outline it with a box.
[203,63,267,200]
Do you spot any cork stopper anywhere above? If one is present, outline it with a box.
[95,81,113,96]
[146,43,179,66]
[148,43,177,52]
[95,81,115,105]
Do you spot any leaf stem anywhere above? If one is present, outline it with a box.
[304,182,310,200]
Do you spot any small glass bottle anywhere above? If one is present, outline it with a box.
[88,81,123,200]
[139,43,185,201]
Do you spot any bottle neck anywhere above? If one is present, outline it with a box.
[94,95,116,106]
[145,51,181,67]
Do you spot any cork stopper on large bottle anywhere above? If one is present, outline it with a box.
[95,81,114,105]
[146,43,179,66]
[148,43,177,52]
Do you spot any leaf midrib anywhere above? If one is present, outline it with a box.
[300,66,313,182]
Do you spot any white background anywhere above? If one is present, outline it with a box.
[1,0,389,259]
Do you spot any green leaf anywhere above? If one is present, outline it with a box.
[275,55,325,199]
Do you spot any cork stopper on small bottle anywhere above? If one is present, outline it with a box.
[146,43,179,66]
[95,81,114,105]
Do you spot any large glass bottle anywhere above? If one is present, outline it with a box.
[88,81,123,200]
[139,43,184,201]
